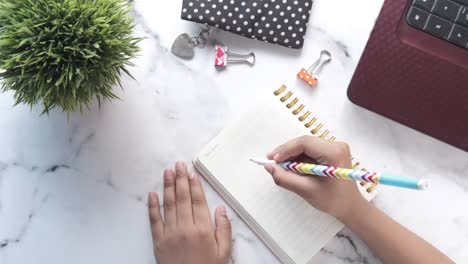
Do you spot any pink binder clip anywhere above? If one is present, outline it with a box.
[215,45,255,67]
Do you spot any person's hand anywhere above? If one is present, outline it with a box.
[148,161,232,264]
[264,136,368,221]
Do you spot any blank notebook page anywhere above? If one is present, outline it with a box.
[196,95,349,264]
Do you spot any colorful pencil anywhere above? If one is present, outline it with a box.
[250,158,429,190]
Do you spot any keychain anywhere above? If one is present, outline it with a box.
[171,24,256,67]
[171,24,212,59]
[297,50,332,88]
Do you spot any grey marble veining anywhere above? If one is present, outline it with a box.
[1,0,467,263]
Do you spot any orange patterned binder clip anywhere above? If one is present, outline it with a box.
[297,50,331,88]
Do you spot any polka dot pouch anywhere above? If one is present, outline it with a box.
[181,0,314,49]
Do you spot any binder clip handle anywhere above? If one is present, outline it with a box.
[297,50,332,88]
[307,50,331,78]
[215,45,255,67]
[227,51,255,65]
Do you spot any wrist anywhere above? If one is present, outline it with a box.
[337,197,373,225]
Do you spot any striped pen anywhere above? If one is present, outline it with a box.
[250,158,429,190]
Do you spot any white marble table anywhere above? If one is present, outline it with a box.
[1,0,468,263]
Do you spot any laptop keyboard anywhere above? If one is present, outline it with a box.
[407,0,468,49]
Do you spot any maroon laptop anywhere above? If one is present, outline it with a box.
[348,0,468,152]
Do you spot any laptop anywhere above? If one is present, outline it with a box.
[348,0,468,152]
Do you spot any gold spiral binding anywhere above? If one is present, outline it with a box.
[319,130,329,138]
[286,98,298,108]
[280,91,292,102]
[274,85,287,95]
[311,123,323,134]
[367,184,377,193]
[273,86,376,194]
[293,104,304,115]
[299,111,310,121]
[304,117,317,128]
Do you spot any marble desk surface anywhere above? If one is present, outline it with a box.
[1,0,468,263]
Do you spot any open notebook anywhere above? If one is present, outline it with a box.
[194,86,377,264]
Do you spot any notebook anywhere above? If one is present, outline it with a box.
[193,86,378,264]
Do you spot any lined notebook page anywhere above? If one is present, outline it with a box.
[196,95,347,264]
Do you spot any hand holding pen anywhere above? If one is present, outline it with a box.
[258,136,451,264]
[258,136,428,219]
[260,136,368,221]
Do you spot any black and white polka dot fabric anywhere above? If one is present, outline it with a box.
[181,0,313,49]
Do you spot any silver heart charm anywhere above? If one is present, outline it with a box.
[171,33,194,59]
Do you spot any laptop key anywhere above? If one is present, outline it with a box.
[456,6,468,27]
[432,0,460,21]
[424,15,452,38]
[452,0,468,5]
[413,0,436,10]
[407,7,431,29]
[447,24,468,46]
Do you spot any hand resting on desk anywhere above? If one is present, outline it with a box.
[147,161,231,264]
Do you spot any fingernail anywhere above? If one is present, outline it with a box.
[219,205,227,216]
[164,169,174,181]
[149,192,158,205]
[176,160,185,169]
[267,150,277,158]
[189,172,197,180]
[273,153,280,161]
[264,164,274,174]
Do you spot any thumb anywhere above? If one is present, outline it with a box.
[215,205,232,262]
[264,164,320,196]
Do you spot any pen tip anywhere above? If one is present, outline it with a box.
[249,158,260,165]
[250,158,277,166]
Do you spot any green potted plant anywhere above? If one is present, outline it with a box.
[0,0,141,113]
